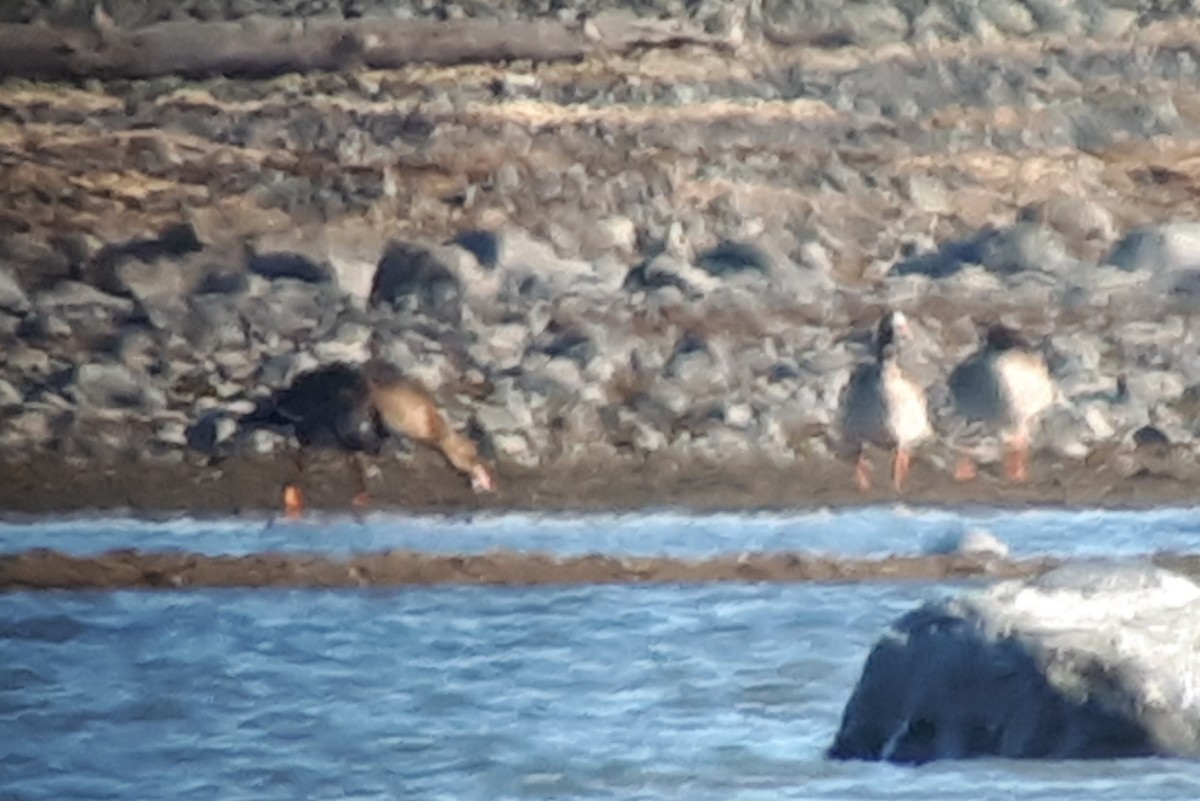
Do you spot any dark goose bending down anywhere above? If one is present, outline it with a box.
[838,311,932,492]
[947,323,1056,482]
[243,361,496,517]
[241,363,382,516]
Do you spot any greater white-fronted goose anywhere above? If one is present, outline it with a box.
[947,323,1055,482]
[838,311,932,492]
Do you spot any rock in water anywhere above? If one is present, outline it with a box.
[828,564,1200,763]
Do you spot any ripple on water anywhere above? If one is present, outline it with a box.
[3,505,1200,559]
[3,544,1200,799]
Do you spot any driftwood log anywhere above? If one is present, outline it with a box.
[0,12,723,80]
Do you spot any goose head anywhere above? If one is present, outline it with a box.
[874,310,912,362]
[983,323,1029,352]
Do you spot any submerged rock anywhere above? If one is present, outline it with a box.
[829,564,1200,763]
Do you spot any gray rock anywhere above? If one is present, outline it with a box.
[72,363,167,412]
[0,406,55,450]
[240,427,286,456]
[0,264,31,315]
[830,564,1200,762]
[116,328,162,374]
[1107,223,1200,273]
[311,321,373,364]
[240,280,336,343]
[35,281,134,314]
[6,344,53,377]
[185,295,249,351]
[1039,195,1115,253]
[0,377,21,407]
[110,254,204,330]
[256,351,319,390]
[980,223,1071,275]
[156,420,189,448]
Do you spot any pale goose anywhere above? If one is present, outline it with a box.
[838,311,932,492]
[947,324,1056,482]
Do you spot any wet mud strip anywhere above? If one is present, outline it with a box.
[6,550,1200,591]
[0,450,1198,517]
[0,548,1068,591]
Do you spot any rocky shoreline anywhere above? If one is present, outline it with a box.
[3,1,1200,515]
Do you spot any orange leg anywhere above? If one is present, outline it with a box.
[892,448,912,492]
[854,453,872,492]
[282,446,306,519]
[954,455,978,482]
[283,484,305,519]
[349,451,372,509]
[1004,432,1030,482]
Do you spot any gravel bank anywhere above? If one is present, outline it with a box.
[2,0,1200,513]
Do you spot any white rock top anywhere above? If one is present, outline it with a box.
[957,563,1200,754]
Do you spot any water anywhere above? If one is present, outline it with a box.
[3,507,1200,799]
[2,505,1199,559]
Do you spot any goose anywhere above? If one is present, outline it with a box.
[947,323,1055,482]
[838,311,932,492]
[362,359,497,496]
[239,362,383,518]
[246,360,496,518]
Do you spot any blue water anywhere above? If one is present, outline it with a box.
[1,505,1199,559]
[3,507,1200,799]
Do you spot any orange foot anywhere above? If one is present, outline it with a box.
[1004,448,1030,482]
[954,455,978,482]
[892,448,912,492]
[854,455,872,492]
[351,491,371,508]
[283,484,305,519]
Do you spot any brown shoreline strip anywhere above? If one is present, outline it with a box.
[0,548,1083,591]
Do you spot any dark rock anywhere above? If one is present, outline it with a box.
[370,241,463,326]
[1132,424,1171,449]
[695,240,772,277]
[515,274,553,301]
[891,228,998,278]
[186,410,238,456]
[248,251,332,284]
[830,564,1200,763]
[453,229,500,270]
[531,320,595,367]
[622,258,693,294]
[194,269,249,296]
[662,330,713,379]
[240,362,382,452]
[768,362,801,382]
